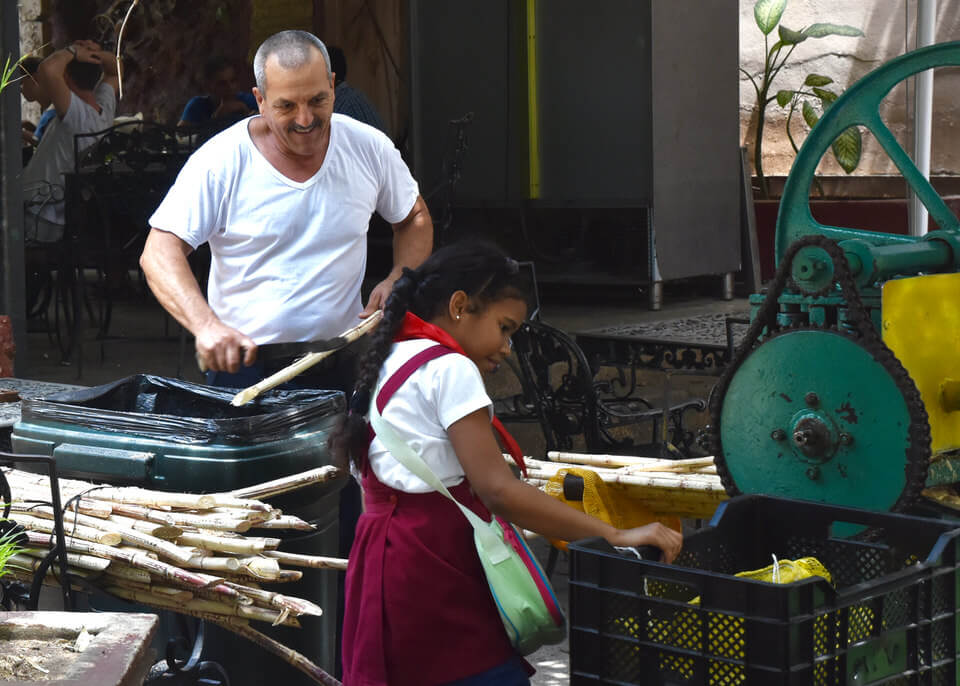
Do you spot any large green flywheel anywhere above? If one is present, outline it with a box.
[715,326,929,512]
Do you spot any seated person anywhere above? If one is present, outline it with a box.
[21,40,118,244]
[177,56,255,129]
[329,45,388,135]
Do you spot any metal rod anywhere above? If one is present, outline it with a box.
[868,240,953,279]
[0,3,26,374]
[909,0,936,237]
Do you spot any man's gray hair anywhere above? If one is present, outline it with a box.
[253,30,331,94]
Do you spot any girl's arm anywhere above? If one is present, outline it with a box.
[448,409,683,562]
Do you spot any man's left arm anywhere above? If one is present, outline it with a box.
[360,194,433,317]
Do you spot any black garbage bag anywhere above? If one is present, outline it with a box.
[19,374,344,446]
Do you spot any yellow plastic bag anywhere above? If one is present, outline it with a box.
[543,467,682,551]
[637,555,874,684]
[689,555,832,605]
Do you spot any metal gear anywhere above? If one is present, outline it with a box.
[709,236,931,512]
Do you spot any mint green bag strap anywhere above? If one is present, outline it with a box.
[369,402,513,564]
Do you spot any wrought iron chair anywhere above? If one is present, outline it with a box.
[41,122,196,371]
[495,318,708,457]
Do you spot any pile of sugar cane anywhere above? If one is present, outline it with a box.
[1,465,346,686]
[508,451,728,519]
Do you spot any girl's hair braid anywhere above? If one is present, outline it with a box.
[329,240,531,471]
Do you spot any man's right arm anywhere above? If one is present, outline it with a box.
[140,229,256,372]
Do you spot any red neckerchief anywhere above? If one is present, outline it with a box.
[394,312,529,477]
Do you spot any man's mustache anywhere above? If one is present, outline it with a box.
[288,118,322,133]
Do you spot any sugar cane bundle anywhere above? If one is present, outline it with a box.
[1,465,347,685]
[504,451,728,519]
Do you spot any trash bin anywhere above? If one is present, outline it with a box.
[11,374,346,685]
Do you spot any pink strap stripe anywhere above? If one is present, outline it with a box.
[500,518,564,626]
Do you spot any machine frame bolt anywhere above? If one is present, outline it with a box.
[806,466,821,480]
[771,429,787,441]
[839,433,853,446]
[805,392,819,407]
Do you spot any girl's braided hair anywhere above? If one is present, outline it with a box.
[329,240,531,471]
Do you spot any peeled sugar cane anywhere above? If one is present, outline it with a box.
[1,466,348,686]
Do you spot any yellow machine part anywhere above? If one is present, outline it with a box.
[543,467,681,551]
[882,272,960,454]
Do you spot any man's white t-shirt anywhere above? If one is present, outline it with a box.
[22,83,117,229]
[149,114,419,344]
[366,340,492,493]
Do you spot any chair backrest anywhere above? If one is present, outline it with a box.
[504,319,600,453]
[74,121,194,175]
[67,122,194,262]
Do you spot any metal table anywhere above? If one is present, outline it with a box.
[574,311,751,375]
[0,378,83,448]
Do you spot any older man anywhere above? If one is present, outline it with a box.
[141,30,432,390]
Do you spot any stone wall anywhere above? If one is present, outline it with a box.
[18,0,43,124]
[18,0,405,135]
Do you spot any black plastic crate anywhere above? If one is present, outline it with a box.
[568,495,960,685]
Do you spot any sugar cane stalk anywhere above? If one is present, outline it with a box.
[176,532,280,555]
[226,466,342,501]
[263,551,348,571]
[231,311,382,406]
[206,616,342,686]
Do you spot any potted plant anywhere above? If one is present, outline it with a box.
[741,0,864,200]
[741,0,874,278]
[0,521,23,581]
[0,53,31,93]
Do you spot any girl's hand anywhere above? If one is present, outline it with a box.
[606,522,683,563]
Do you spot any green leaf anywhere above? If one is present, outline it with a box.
[803,23,864,38]
[778,25,808,46]
[812,87,838,105]
[804,73,833,87]
[832,126,862,173]
[802,100,820,129]
[754,0,788,35]
[776,90,794,107]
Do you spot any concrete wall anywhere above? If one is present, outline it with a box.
[740,0,960,180]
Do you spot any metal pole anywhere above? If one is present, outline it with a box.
[1,3,26,373]
[909,0,936,237]
[648,208,663,311]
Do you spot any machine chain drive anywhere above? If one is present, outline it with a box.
[708,235,931,511]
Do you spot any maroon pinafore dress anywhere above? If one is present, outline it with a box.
[341,346,523,686]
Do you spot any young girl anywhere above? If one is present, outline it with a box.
[333,242,682,686]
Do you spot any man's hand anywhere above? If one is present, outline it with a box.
[71,40,105,64]
[360,274,399,319]
[194,320,258,373]
[72,40,119,85]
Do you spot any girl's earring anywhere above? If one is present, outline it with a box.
[456,314,461,320]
